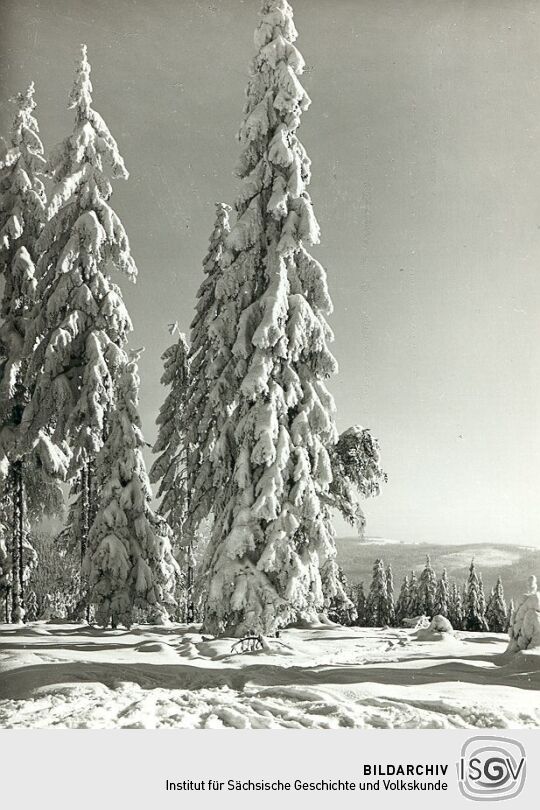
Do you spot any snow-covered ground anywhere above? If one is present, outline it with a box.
[1,622,539,729]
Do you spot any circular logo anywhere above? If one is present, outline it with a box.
[458,736,526,801]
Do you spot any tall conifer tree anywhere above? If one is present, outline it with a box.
[150,326,192,619]
[448,581,463,629]
[485,576,508,633]
[351,581,366,627]
[21,46,137,586]
[478,571,487,619]
[201,1,344,636]
[407,570,419,616]
[507,599,515,633]
[385,563,395,626]
[0,84,47,621]
[395,574,410,624]
[465,560,488,632]
[434,568,449,617]
[416,556,437,618]
[366,559,388,627]
[84,354,178,628]
[184,203,232,535]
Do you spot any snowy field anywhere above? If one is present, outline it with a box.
[1,622,539,729]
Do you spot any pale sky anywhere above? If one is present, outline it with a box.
[1,0,539,546]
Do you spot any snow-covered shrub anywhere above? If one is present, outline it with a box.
[415,614,455,641]
[402,615,429,629]
[507,576,540,652]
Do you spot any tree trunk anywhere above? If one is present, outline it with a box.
[87,461,98,622]
[80,464,88,562]
[10,461,23,624]
[17,461,24,599]
[79,463,91,623]
[186,540,195,623]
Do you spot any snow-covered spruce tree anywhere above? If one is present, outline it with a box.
[184,204,232,532]
[434,568,449,618]
[485,576,508,633]
[461,582,468,617]
[385,564,395,626]
[327,566,357,625]
[465,560,488,632]
[395,574,410,625]
[407,570,419,616]
[59,464,95,557]
[326,426,386,536]
[201,1,345,637]
[21,46,136,578]
[447,581,463,630]
[0,85,44,461]
[0,83,48,622]
[478,571,487,619]
[506,598,514,633]
[416,556,437,618]
[150,325,193,619]
[366,559,389,627]
[83,353,179,628]
[350,581,366,626]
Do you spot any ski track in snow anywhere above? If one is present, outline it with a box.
[1,623,539,729]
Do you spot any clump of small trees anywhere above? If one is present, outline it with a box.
[339,556,511,633]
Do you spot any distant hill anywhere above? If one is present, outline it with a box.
[336,537,540,602]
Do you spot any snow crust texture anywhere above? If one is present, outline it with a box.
[1,622,538,729]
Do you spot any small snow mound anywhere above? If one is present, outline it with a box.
[415,614,455,641]
[317,614,340,627]
[402,615,429,629]
[16,625,52,636]
[135,641,175,654]
[507,576,540,652]
[291,615,340,630]
[429,615,454,633]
